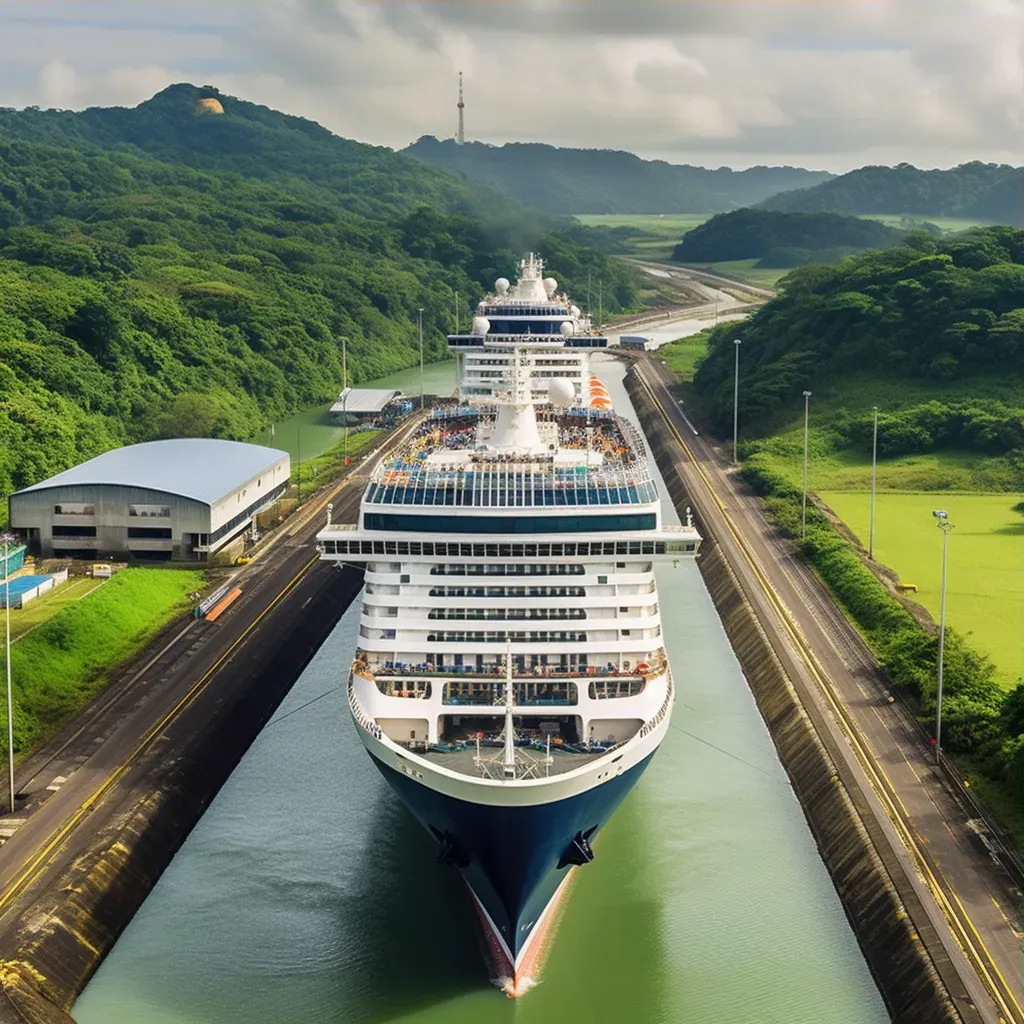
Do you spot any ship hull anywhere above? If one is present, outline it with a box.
[367,747,656,985]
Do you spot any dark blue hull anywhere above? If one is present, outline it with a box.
[369,751,656,968]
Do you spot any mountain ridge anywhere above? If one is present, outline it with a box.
[404,135,834,215]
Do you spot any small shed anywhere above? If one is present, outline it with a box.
[330,388,404,425]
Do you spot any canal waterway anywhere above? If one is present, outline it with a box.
[75,355,887,1024]
[255,361,459,463]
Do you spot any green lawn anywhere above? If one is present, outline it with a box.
[819,491,1024,686]
[659,329,714,381]
[7,567,204,754]
[861,213,993,234]
[9,576,106,641]
[573,213,710,260]
[688,259,788,288]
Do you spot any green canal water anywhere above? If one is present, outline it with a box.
[255,361,458,463]
[74,356,888,1024]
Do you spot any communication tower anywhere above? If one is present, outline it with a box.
[457,71,465,145]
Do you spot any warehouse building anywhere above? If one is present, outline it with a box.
[8,439,290,563]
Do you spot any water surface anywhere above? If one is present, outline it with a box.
[75,357,886,1024]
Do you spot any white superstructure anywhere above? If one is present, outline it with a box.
[317,254,700,992]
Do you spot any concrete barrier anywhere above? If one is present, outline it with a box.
[0,564,365,1023]
[625,367,965,1024]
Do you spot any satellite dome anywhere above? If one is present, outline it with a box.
[548,378,575,407]
[543,277,558,298]
[559,321,575,337]
[495,277,510,295]
[570,305,581,317]
[195,97,225,116]
[472,316,491,336]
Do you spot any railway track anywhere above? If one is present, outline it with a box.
[633,363,1024,1024]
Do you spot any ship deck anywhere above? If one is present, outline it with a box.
[421,746,605,779]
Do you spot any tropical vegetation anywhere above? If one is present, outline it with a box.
[672,208,908,268]
[682,224,1024,834]
[760,161,1022,225]
[0,84,638,516]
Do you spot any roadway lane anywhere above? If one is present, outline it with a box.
[635,356,1023,1024]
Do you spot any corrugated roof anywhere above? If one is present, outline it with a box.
[13,440,289,506]
[330,388,403,414]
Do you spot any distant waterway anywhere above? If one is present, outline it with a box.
[75,355,886,1024]
[255,360,458,462]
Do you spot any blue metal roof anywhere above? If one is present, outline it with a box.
[13,440,289,506]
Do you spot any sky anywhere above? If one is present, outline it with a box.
[1,0,1022,172]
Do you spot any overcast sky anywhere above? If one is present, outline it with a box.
[1,0,1022,172]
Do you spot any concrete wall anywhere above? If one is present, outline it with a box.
[624,367,965,1024]
[0,564,365,1024]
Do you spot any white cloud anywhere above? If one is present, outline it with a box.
[0,0,1022,171]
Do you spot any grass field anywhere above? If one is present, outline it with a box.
[573,213,710,259]
[820,491,1024,686]
[691,259,789,288]
[659,329,714,381]
[9,576,106,642]
[861,213,992,233]
[7,567,204,754]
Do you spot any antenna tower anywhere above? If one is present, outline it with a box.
[457,71,465,145]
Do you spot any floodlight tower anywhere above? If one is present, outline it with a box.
[457,71,465,145]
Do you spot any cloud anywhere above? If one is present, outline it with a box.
[0,0,1022,171]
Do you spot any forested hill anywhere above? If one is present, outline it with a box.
[693,227,1024,432]
[673,208,907,268]
[0,85,637,511]
[405,136,833,215]
[759,162,1023,224]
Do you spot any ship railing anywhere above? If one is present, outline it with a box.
[362,656,667,683]
[639,668,674,739]
[347,676,382,740]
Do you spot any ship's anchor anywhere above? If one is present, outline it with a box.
[429,825,470,868]
[558,825,598,868]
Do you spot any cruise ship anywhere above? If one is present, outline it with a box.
[317,255,701,993]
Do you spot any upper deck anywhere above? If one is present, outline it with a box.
[364,405,658,509]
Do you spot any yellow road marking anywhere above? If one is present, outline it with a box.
[0,554,319,918]
[637,365,1024,1023]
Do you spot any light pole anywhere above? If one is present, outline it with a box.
[732,339,742,465]
[340,335,349,465]
[418,307,425,410]
[801,390,812,540]
[933,509,954,765]
[869,405,879,560]
[1,532,15,814]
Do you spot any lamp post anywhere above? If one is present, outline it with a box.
[933,509,954,765]
[340,335,349,465]
[1,532,15,814]
[732,339,742,465]
[801,390,812,540]
[418,307,425,410]
[869,405,879,560]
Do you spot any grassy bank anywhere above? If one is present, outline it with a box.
[659,328,715,382]
[9,577,107,642]
[819,491,1024,686]
[290,427,383,497]
[6,568,204,755]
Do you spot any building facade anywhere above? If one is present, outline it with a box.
[9,439,290,563]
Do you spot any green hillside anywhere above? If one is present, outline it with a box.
[672,208,908,268]
[405,136,833,215]
[0,86,638,513]
[760,161,1022,225]
[693,226,1024,432]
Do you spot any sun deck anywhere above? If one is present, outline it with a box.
[364,406,657,508]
